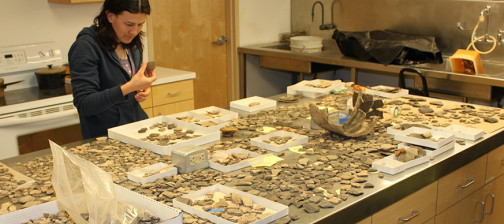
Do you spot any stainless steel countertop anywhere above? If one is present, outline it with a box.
[2,94,504,223]
[238,41,504,88]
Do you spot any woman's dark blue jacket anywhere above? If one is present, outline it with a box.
[69,26,148,139]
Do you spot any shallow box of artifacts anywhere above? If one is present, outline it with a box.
[165,111,213,124]
[250,130,309,152]
[0,162,35,192]
[166,111,231,131]
[386,122,442,135]
[372,144,432,175]
[0,184,182,224]
[287,79,344,98]
[127,162,177,184]
[173,184,288,224]
[365,85,409,98]
[444,124,485,141]
[209,148,264,173]
[230,96,277,112]
[189,106,239,121]
[398,141,454,159]
[108,116,220,155]
[394,127,455,149]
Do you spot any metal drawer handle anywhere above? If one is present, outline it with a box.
[398,210,419,222]
[475,200,485,223]
[457,179,475,188]
[166,91,181,96]
[485,193,495,215]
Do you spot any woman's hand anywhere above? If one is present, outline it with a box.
[135,87,151,102]
[121,62,157,95]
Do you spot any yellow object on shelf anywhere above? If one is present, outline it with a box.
[449,49,484,75]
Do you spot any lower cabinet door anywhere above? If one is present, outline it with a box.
[356,216,371,224]
[373,181,437,224]
[483,175,504,224]
[435,186,486,224]
[152,99,194,116]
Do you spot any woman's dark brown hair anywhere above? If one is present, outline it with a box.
[94,0,150,51]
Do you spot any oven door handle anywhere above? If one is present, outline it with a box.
[0,109,78,127]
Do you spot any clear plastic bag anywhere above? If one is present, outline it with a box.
[50,140,148,224]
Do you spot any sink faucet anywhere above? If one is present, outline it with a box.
[330,0,338,29]
[311,1,335,30]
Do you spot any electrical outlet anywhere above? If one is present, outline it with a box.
[189,153,205,166]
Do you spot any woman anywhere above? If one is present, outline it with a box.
[69,0,156,139]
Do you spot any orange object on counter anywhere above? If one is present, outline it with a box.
[449,49,484,75]
[353,84,367,91]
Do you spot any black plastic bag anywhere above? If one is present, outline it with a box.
[332,29,443,65]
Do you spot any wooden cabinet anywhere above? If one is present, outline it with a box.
[482,173,504,223]
[373,181,437,224]
[356,216,371,224]
[140,79,195,117]
[486,145,504,183]
[435,186,486,224]
[48,0,103,4]
[437,155,487,214]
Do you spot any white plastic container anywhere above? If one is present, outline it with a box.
[250,130,309,152]
[173,184,288,224]
[444,124,485,141]
[372,144,432,175]
[290,36,323,53]
[287,79,344,98]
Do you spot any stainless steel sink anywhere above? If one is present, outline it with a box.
[409,56,504,77]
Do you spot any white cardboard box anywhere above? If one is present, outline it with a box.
[0,184,182,224]
[173,184,288,224]
[165,111,211,124]
[398,142,454,159]
[250,130,309,152]
[209,148,264,173]
[394,127,454,149]
[230,96,277,112]
[108,116,220,155]
[444,124,485,141]
[287,79,344,98]
[127,163,178,184]
[365,85,409,98]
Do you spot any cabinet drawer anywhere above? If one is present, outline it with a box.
[373,181,437,224]
[152,80,194,106]
[486,144,504,182]
[152,99,194,117]
[437,155,487,214]
[356,216,371,224]
[435,186,486,224]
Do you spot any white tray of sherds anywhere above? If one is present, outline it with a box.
[189,106,239,121]
[372,144,431,175]
[0,184,182,224]
[230,96,277,112]
[365,85,409,98]
[209,148,264,173]
[250,130,309,152]
[0,162,35,192]
[108,116,220,155]
[127,163,177,184]
[394,127,454,149]
[287,79,344,98]
[173,184,288,224]
[400,141,454,159]
[444,124,485,141]
[386,122,442,135]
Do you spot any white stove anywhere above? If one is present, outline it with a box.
[0,42,79,160]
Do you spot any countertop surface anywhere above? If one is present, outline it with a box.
[238,41,504,87]
[152,67,196,86]
[2,91,504,223]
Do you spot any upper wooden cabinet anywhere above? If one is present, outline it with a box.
[48,0,103,4]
